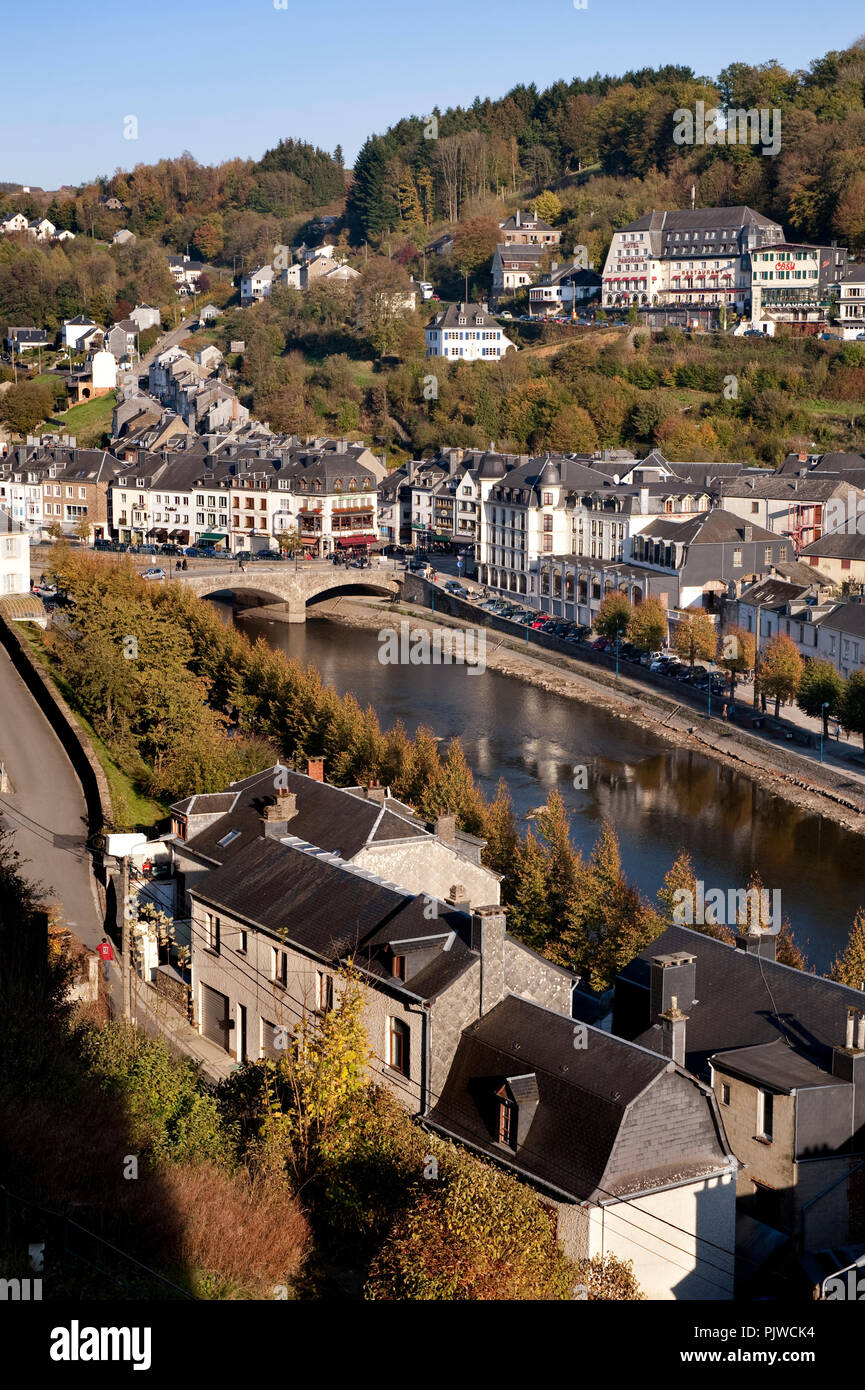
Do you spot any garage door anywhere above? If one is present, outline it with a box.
[201,983,231,1051]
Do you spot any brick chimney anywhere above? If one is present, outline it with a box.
[365,782,387,803]
[435,813,456,845]
[446,884,471,912]
[471,906,506,1015]
[660,995,689,1067]
[307,756,325,783]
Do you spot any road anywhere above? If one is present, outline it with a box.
[0,642,103,946]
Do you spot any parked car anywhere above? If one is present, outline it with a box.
[138,544,157,555]
[141,567,166,581]
[444,581,469,597]
[590,636,610,650]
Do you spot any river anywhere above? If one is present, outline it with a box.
[220,604,864,973]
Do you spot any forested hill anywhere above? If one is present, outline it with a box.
[347,41,865,256]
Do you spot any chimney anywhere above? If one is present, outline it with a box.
[832,1009,865,1084]
[744,524,753,542]
[734,929,777,961]
[660,995,689,1067]
[471,906,506,1015]
[639,485,649,515]
[446,884,470,912]
[435,813,457,845]
[515,209,521,228]
[261,787,298,838]
[307,756,325,783]
[365,782,387,803]
[650,952,697,1022]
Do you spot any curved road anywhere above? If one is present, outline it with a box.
[0,642,103,944]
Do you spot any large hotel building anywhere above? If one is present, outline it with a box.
[600,206,783,320]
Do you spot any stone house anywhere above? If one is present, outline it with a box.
[614,925,865,1269]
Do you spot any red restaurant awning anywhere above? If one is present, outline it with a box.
[335,534,375,547]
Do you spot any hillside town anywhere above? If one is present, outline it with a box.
[4,19,865,1350]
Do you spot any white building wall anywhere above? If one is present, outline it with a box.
[588,1173,736,1300]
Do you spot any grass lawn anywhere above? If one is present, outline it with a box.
[18,623,169,834]
[41,391,116,446]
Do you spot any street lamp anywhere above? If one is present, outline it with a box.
[820,701,830,763]
[615,627,624,680]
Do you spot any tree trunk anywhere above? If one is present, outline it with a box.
[774,696,780,718]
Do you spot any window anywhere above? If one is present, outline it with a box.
[272,947,288,988]
[498,1098,515,1146]
[238,930,248,954]
[543,492,553,506]
[721,1083,731,1106]
[391,953,406,981]
[751,500,759,514]
[758,1089,774,1141]
[733,548,742,567]
[317,971,334,1012]
[204,912,220,953]
[387,1017,409,1076]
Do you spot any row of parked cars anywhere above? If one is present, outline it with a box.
[458,594,732,695]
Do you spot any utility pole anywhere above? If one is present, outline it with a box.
[120,855,132,1021]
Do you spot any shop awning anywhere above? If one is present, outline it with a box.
[198,532,228,544]
[335,534,375,547]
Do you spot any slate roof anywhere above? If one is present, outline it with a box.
[816,602,865,639]
[801,529,865,560]
[172,764,481,869]
[638,508,778,546]
[428,995,726,1200]
[711,1038,841,1093]
[721,476,850,502]
[736,578,812,609]
[190,831,479,1000]
[614,924,865,1081]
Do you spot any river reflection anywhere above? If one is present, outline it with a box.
[224,605,864,971]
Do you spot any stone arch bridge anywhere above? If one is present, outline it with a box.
[175,561,402,622]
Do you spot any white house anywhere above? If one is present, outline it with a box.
[28,218,55,243]
[129,304,161,332]
[62,315,99,350]
[0,213,29,235]
[112,229,136,246]
[0,510,31,595]
[425,302,516,361]
[240,265,275,304]
[838,266,865,338]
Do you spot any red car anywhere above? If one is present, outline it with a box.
[591,636,610,650]
[530,614,551,629]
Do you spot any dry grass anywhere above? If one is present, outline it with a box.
[156,1163,310,1299]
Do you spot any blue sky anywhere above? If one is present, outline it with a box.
[4,0,863,188]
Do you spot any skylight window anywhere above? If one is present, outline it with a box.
[217,830,240,848]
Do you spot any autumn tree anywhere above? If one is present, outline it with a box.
[450,218,500,295]
[533,191,563,226]
[839,669,865,751]
[252,964,372,1185]
[657,850,735,944]
[830,908,865,989]
[365,1150,580,1300]
[672,611,717,674]
[627,596,667,653]
[797,659,844,734]
[356,257,413,357]
[759,634,804,718]
[715,625,755,697]
[594,589,632,641]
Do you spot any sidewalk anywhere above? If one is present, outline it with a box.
[129,973,236,1085]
